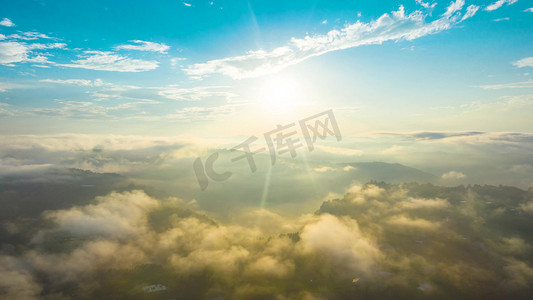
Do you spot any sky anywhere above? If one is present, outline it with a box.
[0,0,532,137]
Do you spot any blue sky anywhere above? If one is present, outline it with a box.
[0,0,532,136]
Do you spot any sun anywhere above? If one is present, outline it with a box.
[256,76,303,114]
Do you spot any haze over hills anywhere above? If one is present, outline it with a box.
[343,162,439,183]
[0,160,439,219]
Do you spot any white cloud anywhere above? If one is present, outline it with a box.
[183,2,192,7]
[441,170,467,180]
[386,215,441,230]
[39,190,159,239]
[525,7,533,12]
[398,197,450,210]
[315,145,363,156]
[85,83,237,107]
[7,32,54,40]
[314,166,335,173]
[0,102,15,116]
[40,78,106,87]
[26,55,50,64]
[170,57,186,67]
[114,40,170,54]
[513,57,533,68]
[479,81,533,89]
[461,4,480,21]
[0,82,30,92]
[0,41,65,65]
[298,214,381,273]
[442,0,465,17]
[343,165,356,171]
[165,104,238,120]
[321,20,328,24]
[0,42,28,64]
[415,0,437,9]
[184,46,294,79]
[184,1,478,79]
[28,98,158,120]
[381,144,404,154]
[244,255,294,278]
[27,240,147,283]
[0,18,15,27]
[492,17,510,21]
[157,86,236,101]
[27,43,66,50]
[485,0,518,12]
[59,51,159,72]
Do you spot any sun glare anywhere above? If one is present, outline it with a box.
[256,76,303,114]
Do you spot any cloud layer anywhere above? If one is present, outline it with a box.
[1,182,533,299]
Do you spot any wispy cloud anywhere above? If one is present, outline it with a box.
[442,0,466,17]
[441,170,466,180]
[165,104,238,120]
[492,17,510,21]
[0,82,32,92]
[114,40,170,54]
[513,57,533,68]
[525,7,533,12]
[461,4,480,20]
[26,43,66,50]
[87,82,237,104]
[6,32,54,40]
[183,1,479,79]
[485,0,518,12]
[0,18,15,27]
[415,0,437,9]
[59,51,159,72]
[157,86,236,101]
[170,57,186,67]
[40,78,107,87]
[382,131,533,145]
[403,131,485,140]
[381,145,404,154]
[29,98,155,120]
[479,81,533,89]
[0,102,15,116]
[315,145,363,156]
